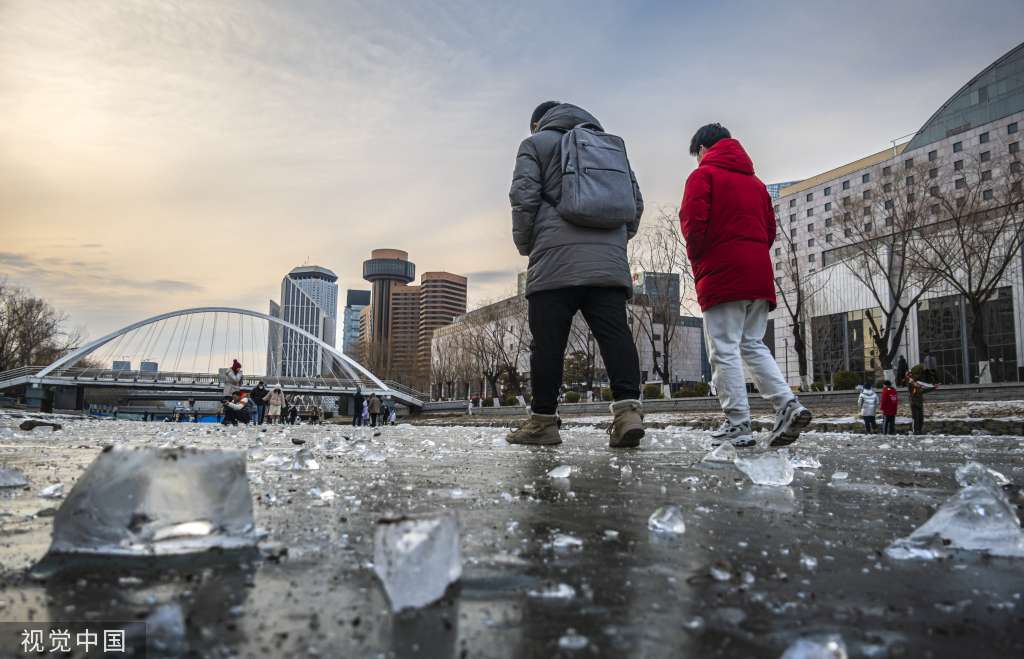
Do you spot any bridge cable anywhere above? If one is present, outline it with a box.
[207,313,218,375]
[159,315,181,374]
[191,314,206,375]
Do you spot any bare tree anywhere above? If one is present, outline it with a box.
[0,279,86,372]
[775,226,833,390]
[911,137,1024,382]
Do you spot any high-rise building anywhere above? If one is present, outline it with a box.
[419,272,468,365]
[267,265,338,377]
[362,249,416,344]
[342,289,370,355]
[766,180,803,199]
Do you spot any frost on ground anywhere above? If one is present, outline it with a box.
[0,409,1022,657]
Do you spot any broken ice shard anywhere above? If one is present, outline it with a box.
[47,446,256,556]
[886,475,1024,558]
[734,453,794,486]
[0,463,28,487]
[527,582,576,599]
[780,634,848,659]
[955,461,1011,487]
[648,506,686,534]
[290,449,319,471]
[552,533,583,548]
[35,483,64,499]
[548,465,571,479]
[557,629,589,651]
[700,442,738,468]
[246,444,266,460]
[364,450,386,463]
[790,455,821,470]
[373,510,461,612]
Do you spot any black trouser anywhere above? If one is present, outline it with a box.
[222,408,250,426]
[528,286,640,415]
[863,415,877,434]
[911,406,924,434]
[353,413,363,426]
[883,415,896,435]
[370,413,378,427]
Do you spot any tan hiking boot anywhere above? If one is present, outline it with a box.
[607,399,644,448]
[506,410,562,445]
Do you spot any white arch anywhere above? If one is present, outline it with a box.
[37,307,389,391]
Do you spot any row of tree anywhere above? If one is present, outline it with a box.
[0,278,84,374]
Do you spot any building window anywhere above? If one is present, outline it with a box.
[790,258,797,266]
[775,261,781,270]
[906,175,914,186]
[805,208,813,217]
[824,201,832,211]
[883,166,891,176]
[931,203,940,214]
[955,178,965,189]
[956,196,966,207]
[979,132,989,144]
[929,168,938,179]
[928,150,937,161]
[863,190,871,199]
[982,170,992,181]
[864,223,872,232]
[807,253,815,263]
[824,186,831,196]
[953,141,962,152]
[884,199,894,210]
[791,243,797,252]
[844,228,852,237]
[862,173,871,183]
[930,186,940,196]
[983,189,994,200]
[825,217,833,227]
[883,182,893,193]
[1010,142,1019,153]
[1011,161,1023,173]
[790,199,796,208]
[775,247,781,256]
[826,233,833,242]
[954,159,964,171]
[1010,122,1018,134]
[775,276,782,286]
[843,196,851,206]
[842,180,850,190]
[790,228,797,237]
[908,210,916,222]
[806,223,814,232]
[773,204,780,213]
[863,207,871,217]
[904,158,913,168]
[844,212,852,221]
[885,217,894,227]
[907,193,915,203]
[808,238,815,247]
[790,214,796,222]
[806,193,813,202]
[981,151,991,162]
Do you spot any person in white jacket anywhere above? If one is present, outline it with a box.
[857,387,879,434]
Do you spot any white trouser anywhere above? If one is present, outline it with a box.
[703,299,795,425]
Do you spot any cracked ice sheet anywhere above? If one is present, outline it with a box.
[0,409,1023,657]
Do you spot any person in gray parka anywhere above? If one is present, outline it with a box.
[506,101,645,448]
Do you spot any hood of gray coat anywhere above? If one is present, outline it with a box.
[535,104,602,133]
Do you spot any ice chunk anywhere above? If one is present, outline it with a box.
[831,471,848,480]
[261,453,291,469]
[0,427,14,438]
[553,533,583,548]
[886,479,1024,558]
[31,426,54,436]
[364,450,387,463]
[319,490,336,502]
[373,510,461,611]
[35,483,64,499]
[290,449,319,471]
[735,454,794,486]
[800,554,818,570]
[527,582,576,598]
[246,444,266,460]
[46,447,256,555]
[620,464,633,476]
[700,442,738,468]
[548,465,571,479]
[648,506,686,534]
[557,629,588,651]
[955,461,1011,487]
[0,463,28,488]
[780,634,848,659]
[790,455,821,470]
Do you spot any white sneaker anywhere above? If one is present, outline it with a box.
[710,421,755,448]
[769,399,812,447]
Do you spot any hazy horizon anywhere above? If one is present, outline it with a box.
[2,0,1022,343]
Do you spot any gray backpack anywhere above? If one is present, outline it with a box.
[556,124,637,229]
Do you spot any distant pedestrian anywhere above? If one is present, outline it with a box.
[858,386,878,434]
[679,123,810,449]
[310,406,320,425]
[379,403,389,426]
[266,384,285,424]
[389,407,397,425]
[879,380,898,435]
[223,359,243,396]
[353,387,365,426]
[250,380,269,425]
[288,405,298,425]
[361,401,370,426]
[368,393,381,426]
[905,375,938,435]
[506,101,645,449]
[895,355,909,386]
[222,392,251,426]
[923,350,938,384]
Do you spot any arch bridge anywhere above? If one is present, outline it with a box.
[0,307,426,413]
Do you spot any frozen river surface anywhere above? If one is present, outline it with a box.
[0,412,1022,658]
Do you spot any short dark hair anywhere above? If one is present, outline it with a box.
[689,123,732,156]
[531,101,560,130]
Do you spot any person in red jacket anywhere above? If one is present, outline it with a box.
[680,124,810,448]
[879,380,898,435]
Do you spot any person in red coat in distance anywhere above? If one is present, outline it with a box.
[679,124,810,448]
[879,380,899,435]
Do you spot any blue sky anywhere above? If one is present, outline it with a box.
[1,0,1022,338]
